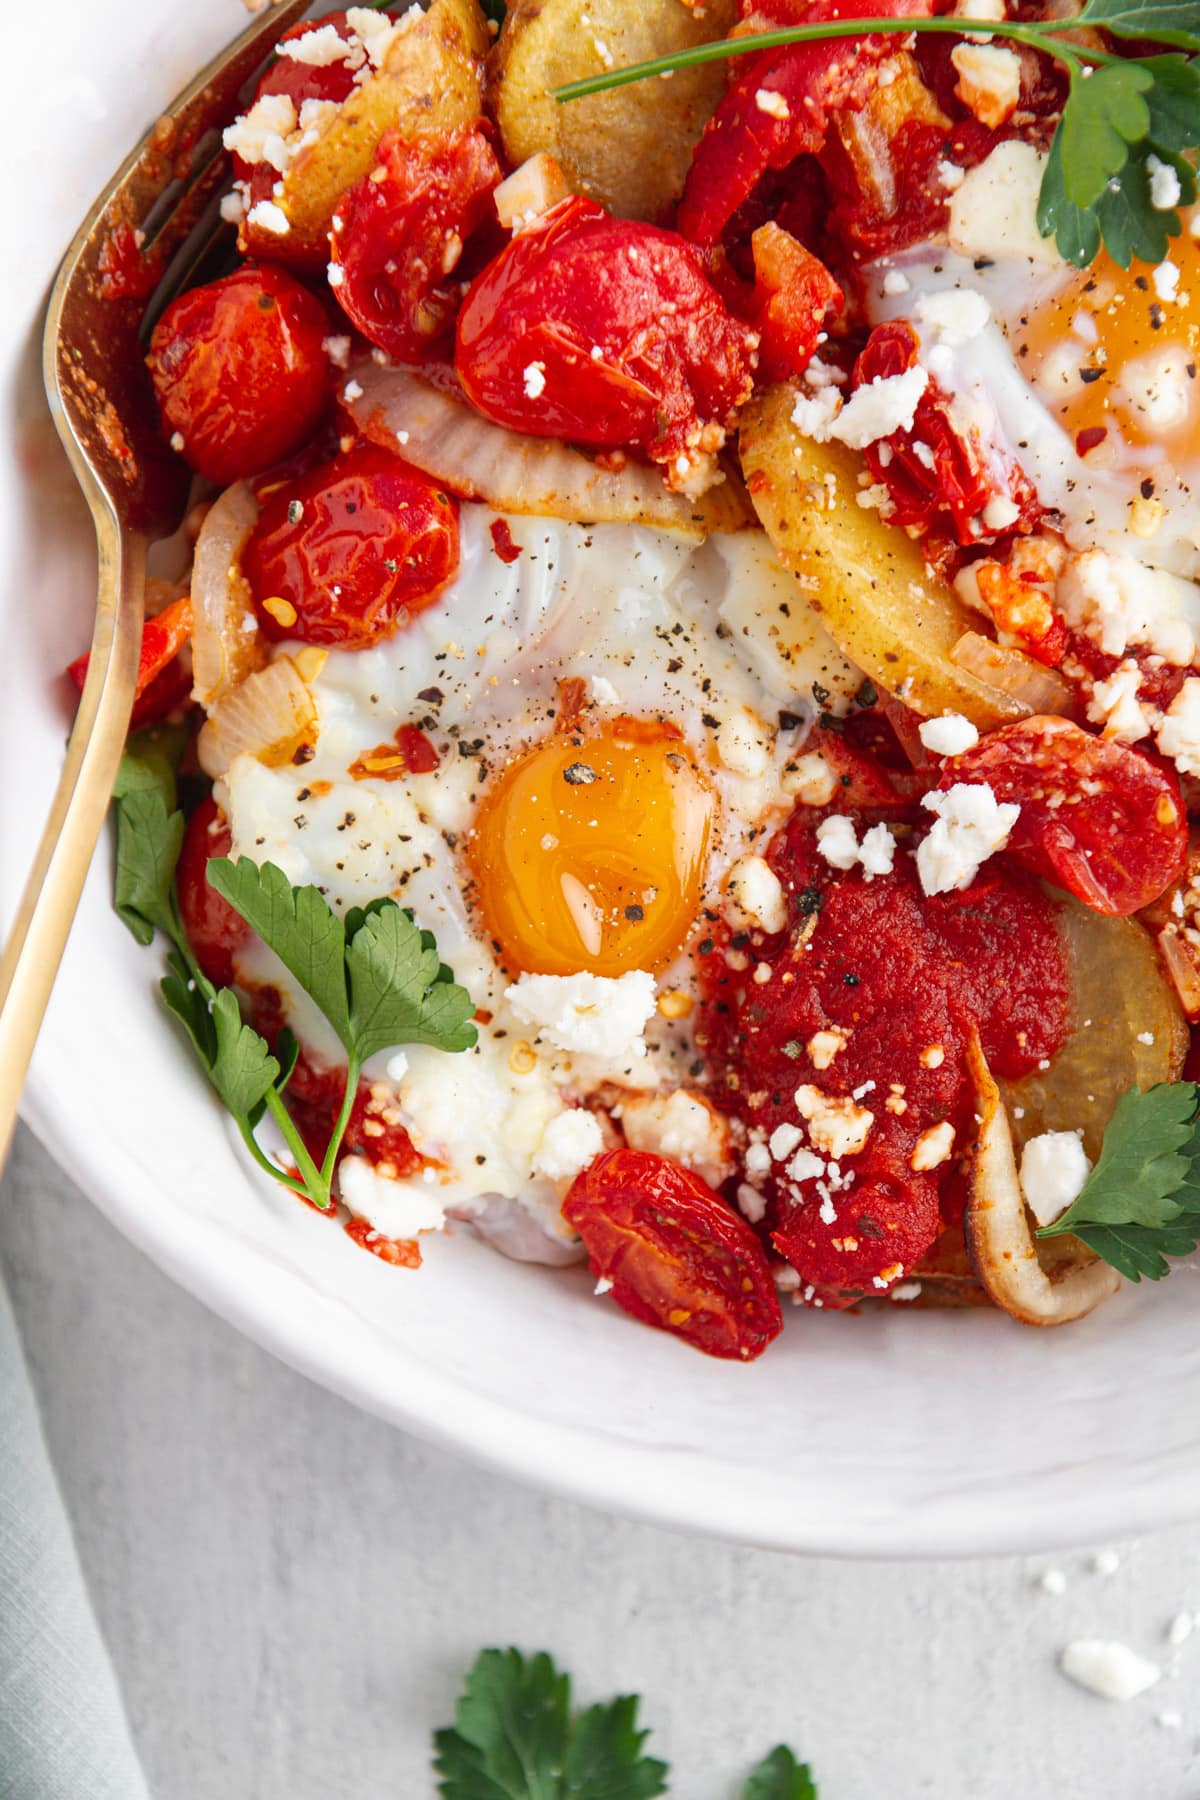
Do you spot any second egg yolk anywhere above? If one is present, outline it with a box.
[468,720,715,979]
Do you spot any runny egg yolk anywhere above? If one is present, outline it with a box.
[468,718,715,978]
[1014,211,1200,457]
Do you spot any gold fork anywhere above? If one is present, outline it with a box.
[0,0,311,1165]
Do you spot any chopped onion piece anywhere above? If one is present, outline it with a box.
[191,481,264,708]
[950,631,1075,718]
[340,362,750,535]
[198,653,317,779]
[965,1038,1120,1326]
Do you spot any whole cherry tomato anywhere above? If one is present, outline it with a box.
[677,0,933,248]
[330,124,502,362]
[563,1148,783,1361]
[942,716,1188,916]
[177,798,250,989]
[243,443,459,648]
[455,197,758,480]
[147,264,332,484]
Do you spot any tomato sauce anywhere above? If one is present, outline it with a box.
[698,806,1071,1305]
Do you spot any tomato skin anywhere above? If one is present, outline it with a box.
[677,0,933,249]
[330,124,502,362]
[943,716,1188,917]
[177,798,250,990]
[563,1149,783,1361]
[147,265,332,485]
[853,322,1041,547]
[455,197,758,473]
[748,223,842,382]
[243,444,460,649]
[67,593,193,729]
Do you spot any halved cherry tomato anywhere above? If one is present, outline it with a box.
[677,0,933,249]
[455,197,758,479]
[748,223,843,382]
[146,265,331,484]
[330,124,502,362]
[67,593,193,730]
[563,1148,783,1361]
[243,443,459,649]
[943,716,1188,916]
[854,322,1040,547]
[177,797,250,989]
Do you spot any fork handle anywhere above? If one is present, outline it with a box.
[0,515,144,1166]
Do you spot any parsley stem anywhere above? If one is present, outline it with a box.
[553,15,1104,103]
[263,1085,331,1207]
[235,1115,310,1199]
[319,1056,362,1193]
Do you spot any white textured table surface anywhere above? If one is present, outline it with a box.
[4,1123,1200,1800]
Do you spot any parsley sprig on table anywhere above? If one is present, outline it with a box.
[1039,1082,1200,1280]
[111,741,476,1211]
[553,0,1200,268]
[434,1648,816,1798]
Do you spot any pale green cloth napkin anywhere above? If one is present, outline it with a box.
[0,1267,149,1800]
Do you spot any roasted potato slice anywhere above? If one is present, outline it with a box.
[241,0,490,269]
[489,0,738,221]
[739,383,1038,729]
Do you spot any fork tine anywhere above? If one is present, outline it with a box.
[44,0,312,536]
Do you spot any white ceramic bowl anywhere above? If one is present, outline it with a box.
[5,0,1200,1558]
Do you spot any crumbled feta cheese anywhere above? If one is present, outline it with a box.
[1154,260,1180,302]
[223,93,298,169]
[982,494,1020,532]
[890,1280,923,1302]
[327,262,345,288]
[1018,1130,1091,1227]
[219,190,247,225]
[1166,1612,1195,1648]
[745,1140,772,1177]
[1089,663,1151,744]
[938,159,966,191]
[787,1147,827,1184]
[914,286,991,347]
[790,386,843,439]
[590,675,620,706]
[169,431,185,454]
[949,141,1065,267]
[726,855,787,934]
[715,707,771,779]
[1039,1567,1068,1597]
[1120,345,1195,434]
[951,42,1022,128]
[917,783,1019,895]
[755,87,790,119]
[1093,1548,1121,1577]
[782,751,838,806]
[858,822,896,877]
[807,1028,848,1071]
[769,1122,804,1162]
[1157,679,1200,777]
[1058,549,1198,665]
[918,713,980,757]
[594,1275,613,1295]
[910,1120,956,1172]
[827,366,929,450]
[954,0,1006,20]
[794,1086,874,1158]
[506,969,656,1062]
[737,1183,768,1223]
[342,378,364,402]
[385,1051,409,1083]
[1060,1641,1161,1702]
[532,1108,604,1182]
[279,22,364,67]
[816,814,861,871]
[620,1090,731,1190]
[523,360,547,399]
[1148,153,1183,211]
[322,334,352,368]
[339,1155,448,1237]
[882,267,911,296]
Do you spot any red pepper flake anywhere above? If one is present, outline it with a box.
[490,517,521,564]
[1075,425,1107,456]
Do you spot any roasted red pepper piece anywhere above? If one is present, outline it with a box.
[748,223,843,381]
[67,593,194,730]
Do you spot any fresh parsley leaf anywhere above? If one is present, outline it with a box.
[1142,51,1200,145]
[1096,151,1176,265]
[743,1746,818,1800]
[1060,62,1152,208]
[1037,129,1103,267]
[1066,1216,1200,1282]
[1077,0,1200,50]
[345,904,478,1060]
[433,1650,666,1800]
[111,746,185,945]
[1042,1083,1198,1235]
[205,858,353,1046]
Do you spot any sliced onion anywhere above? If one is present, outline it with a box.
[341,361,751,535]
[950,631,1076,718]
[449,1193,586,1267]
[197,654,318,779]
[964,1037,1120,1327]
[191,481,265,708]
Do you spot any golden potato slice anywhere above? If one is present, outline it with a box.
[999,894,1188,1162]
[240,0,490,270]
[489,0,738,221]
[738,383,1035,729]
